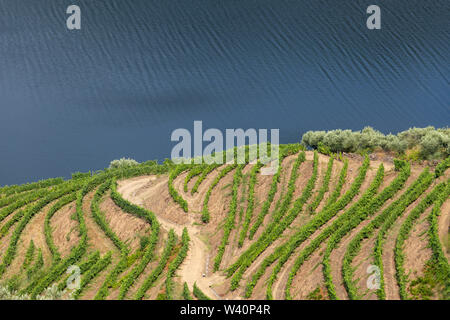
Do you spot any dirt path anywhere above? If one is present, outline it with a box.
[118,176,225,299]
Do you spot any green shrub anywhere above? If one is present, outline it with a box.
[58,251,100,292]
[435,156,450,177]
[182,282,192,300]
[166,228,190,300]
[72,172,91,180]
[214,165,243,271]
[191,164,220,195]
[168,165,190,212]
[394,159,407,171]
[0,209,25,238]
[27,248,44,280]
[134,230,176,300]
[73,252,112,300]
[0,178,65,197]
[22,240,36,270]
[323,159,348,209]
[202,164,237,223]
[302,126,449,160]
[238,163,263,247]
[307,156,334,214]
[0,188,52,223]
[109,158,139,169]
[184,165,206,193]
[317,142,332,156]
[91,180,127,252]
[193,282,211,300]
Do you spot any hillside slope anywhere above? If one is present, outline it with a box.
[0,149,448,300]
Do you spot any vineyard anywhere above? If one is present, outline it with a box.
[0,145,448,300]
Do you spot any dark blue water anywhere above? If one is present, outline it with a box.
[0,0,449,185]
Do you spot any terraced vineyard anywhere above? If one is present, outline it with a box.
[0,146,448,300]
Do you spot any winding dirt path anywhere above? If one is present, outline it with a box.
[118,176,225,299]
